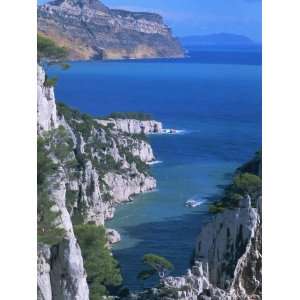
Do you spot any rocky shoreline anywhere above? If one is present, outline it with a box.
[37,64,161,299]
[37,0,184,60]
[127,196,261,300]
[37,63,262,300]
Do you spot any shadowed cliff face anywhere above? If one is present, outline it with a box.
[37,0,184,60]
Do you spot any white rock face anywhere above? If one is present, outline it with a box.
[50,238,89,300]
[104,171,156,203]
[106,228,121,244]
[37,65,160,300]
[97,118,163,134]
[37,65,58,133]
[131,140,155,162]
[47,169,90,300]
[80,161,106,225]
[37,245,52,300]
[195,196,258,288]
[163,262,211,300]
[228,197,262,300]
[154,197,262,300]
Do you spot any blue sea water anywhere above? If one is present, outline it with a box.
[49,49,262,291]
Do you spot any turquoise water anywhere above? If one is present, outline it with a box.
[49,50,261,290]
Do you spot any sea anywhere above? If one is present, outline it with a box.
[48,46,262,291]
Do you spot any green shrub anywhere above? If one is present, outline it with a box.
[209,151,262,214]
[119,147,149,175]
[106,112,153,121]
[37,137,64,246]
[74,224,122,299]
[209,172,262,213]
[44,75,58,87]
[37,191,65,246]
[230,173,261,199]
[37,33,68,62]
[37,137,57,185]
[66,189,78,213]
[56,102,82,121]
[138,253,174,282]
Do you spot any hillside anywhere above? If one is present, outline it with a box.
[37,0,184,60]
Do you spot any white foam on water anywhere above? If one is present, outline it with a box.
[149,129,188,136]
[185,194,206,207]
[147,160,163,165]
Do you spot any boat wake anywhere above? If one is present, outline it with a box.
[162,129,187,135]
[149,129,188,136]
[185,195,206,208]
[147,160,163,165]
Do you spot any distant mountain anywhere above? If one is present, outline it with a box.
[180,33,256,48]
[38,0,184,60]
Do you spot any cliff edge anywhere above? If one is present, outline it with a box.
[37,0,184,60]
[37,65,159,299]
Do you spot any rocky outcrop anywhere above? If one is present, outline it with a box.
[37,65,58,133]
[50,238,89,300]
[194,195,258,289]
[147,196,262,300]
[97,119,163,135]
[37,245,52,300]
[129,195,261,300]
[104,171,156,203]
[106,228,121,245]
[228,197,262,300]
[37,64,160,299]
[37,0,184,60]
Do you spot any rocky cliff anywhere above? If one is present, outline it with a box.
[37,0,184,60]
[97,119,163,135]
[37,67,58,133]
[132,196,261,300]
[130,155,262,300]
[37,65,159,299]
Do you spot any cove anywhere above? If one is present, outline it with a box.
[49,49,262,290]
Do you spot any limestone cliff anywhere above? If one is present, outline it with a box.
[97,119,163,135]
[37,66,58,133]
[37,65,159,299]
[194,196,259,289]
[158,197,262,300]
[37,0,184,60]
[130,154,262,300]
[132,196,261,300]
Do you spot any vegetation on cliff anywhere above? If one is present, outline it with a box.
[209,151,262,214]
[38,33,68,63]
[74,224,122,299]
[37,137,65,245]
[37,35,158,299]
[37,33,69,86]
[106,112,153,121]
[57,102,150,176]
[138,254,174,285]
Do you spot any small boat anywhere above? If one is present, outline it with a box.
[185,199,202,208]
[162,129,179,134]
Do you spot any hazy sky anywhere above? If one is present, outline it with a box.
[37,0,262,42]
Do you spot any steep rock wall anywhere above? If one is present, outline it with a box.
[97,119,163,135]
[194,196,258,289]
[131,196,261,300]
[37,65,159,299]
[38,0,184,60]
[37,66,58,133]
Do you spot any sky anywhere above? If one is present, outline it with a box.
[37,0,262,42]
